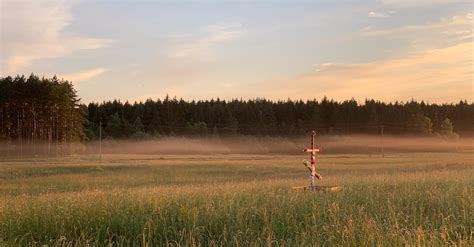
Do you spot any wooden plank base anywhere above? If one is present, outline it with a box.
[292,186,342,192]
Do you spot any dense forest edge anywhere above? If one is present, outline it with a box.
[1,74,473,143]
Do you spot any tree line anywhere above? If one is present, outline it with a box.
[85,96,472,140]
[0,74,84,145]
[1,74,473,143]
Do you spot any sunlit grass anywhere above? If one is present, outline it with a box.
[0,153,472,246]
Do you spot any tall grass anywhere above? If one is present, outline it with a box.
[0,153,472,246]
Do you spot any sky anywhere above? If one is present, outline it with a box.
[0,0,472,104]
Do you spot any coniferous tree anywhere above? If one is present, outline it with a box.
[133,117,145,133]
[0,74,84,143]
[406,113,433,135]
[106,113,121,138]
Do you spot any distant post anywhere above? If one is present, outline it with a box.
[99,118,102,163]
[381,125,384,158]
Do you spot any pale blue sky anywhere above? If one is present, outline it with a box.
[1,0,472,103]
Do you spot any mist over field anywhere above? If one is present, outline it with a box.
[91,135,473,154]
[1,135,472,157]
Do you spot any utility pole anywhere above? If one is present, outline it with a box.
[99,118,102,163]
[381,125,384,158]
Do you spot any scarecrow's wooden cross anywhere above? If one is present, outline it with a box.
[303,130,322,191]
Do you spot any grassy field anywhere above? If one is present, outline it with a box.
[0,152,473,246]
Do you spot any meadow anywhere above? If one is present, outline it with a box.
[0,143,473,246]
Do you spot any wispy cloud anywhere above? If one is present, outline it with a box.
[61,68,108,84]
[360,12,473,53]
[381,0,463,8]
[0,0,113,74]
[266,41,473,103]
[368,11,390,18]
[362,12,473,37]
[168,22,245,59]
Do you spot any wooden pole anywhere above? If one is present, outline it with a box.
[381,125,384,158]
[99,118,102,163]
[310,130,316,191]
[303,130,321,191]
